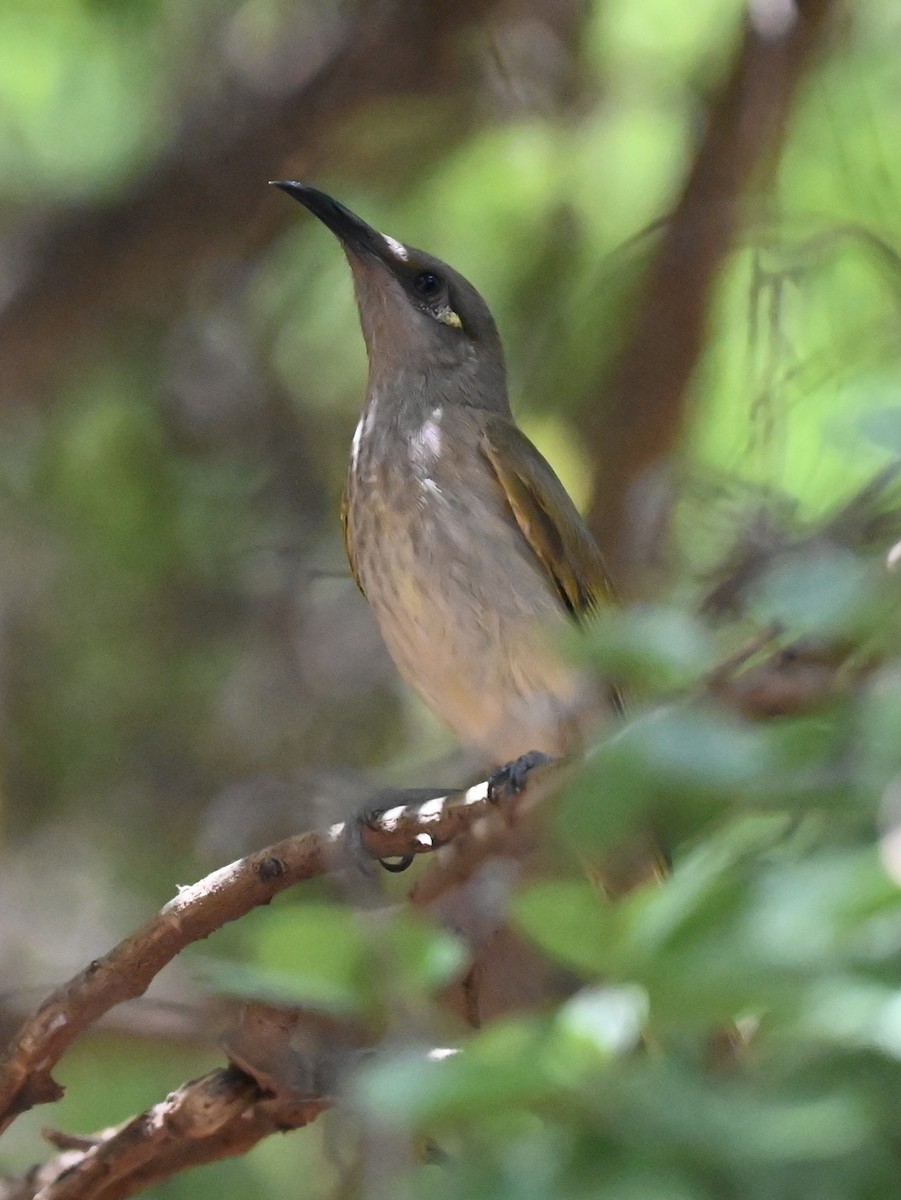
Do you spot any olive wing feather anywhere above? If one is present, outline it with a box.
[479,417,614,620]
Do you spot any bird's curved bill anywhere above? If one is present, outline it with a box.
[270,180,400,266]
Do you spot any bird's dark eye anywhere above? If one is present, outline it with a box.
[413,271,442,298]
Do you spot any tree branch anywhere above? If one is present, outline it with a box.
[0,775,502,1134]
[0,1067,327,1200]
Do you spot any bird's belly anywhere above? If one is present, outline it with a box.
[349,485,586,763]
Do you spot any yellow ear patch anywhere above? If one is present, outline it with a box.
[438,307,463,329]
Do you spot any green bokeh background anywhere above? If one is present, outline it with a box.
[3,1,901,1196]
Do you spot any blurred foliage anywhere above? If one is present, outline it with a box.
[3,0,901,1198]
[346,620,901,1199]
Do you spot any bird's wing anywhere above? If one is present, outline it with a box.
[340,487,366,597]
[479,416,614,620]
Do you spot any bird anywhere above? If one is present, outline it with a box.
[272,182,617,770]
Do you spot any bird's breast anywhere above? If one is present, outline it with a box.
[344,415,588,762]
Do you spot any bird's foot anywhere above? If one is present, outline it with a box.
[355,787,448,874]
[354,804,415,874]
[488,750,556,803]
[376,853,415,873]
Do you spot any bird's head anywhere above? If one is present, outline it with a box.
[273,182,509,411]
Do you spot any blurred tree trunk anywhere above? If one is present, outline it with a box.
[587,0,838,588]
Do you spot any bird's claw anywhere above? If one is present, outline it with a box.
[377,854,415,873]
[488,750,555,803]
[356,804,414,874]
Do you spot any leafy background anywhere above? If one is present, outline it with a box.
[2,0,901,1196]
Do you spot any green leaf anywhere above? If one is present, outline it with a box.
[207,904,467,1017]
[628,815,790,961]
[356,1020,556,1127]
[383,911,468,997]
[613,1062,872,1165]
[246,903,373,1015]
[553,985,649,1062]
[858,405,901,454]
[561,706,774,852]
[512,880,619,976]
[577,605,719,690]
[748,549,874,640]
